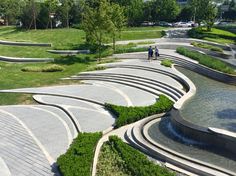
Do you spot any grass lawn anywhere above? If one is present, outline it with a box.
[0,26,166,105]
[188,27,236,44]
[0,56,98,105]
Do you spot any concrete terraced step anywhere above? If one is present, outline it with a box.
[33,95,115,133]
[135,118,236,176]
[72,76,179,101]
[77,73,185,97]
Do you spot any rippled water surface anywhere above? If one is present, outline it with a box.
[148,67,236,172]
[178,67,236,132]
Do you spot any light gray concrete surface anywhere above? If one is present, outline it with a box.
[0,106,72,159]
[0,110,56,176]
[0,51,197,176]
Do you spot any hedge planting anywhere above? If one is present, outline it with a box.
[108,136,175,176]
[105,95,173,128]
[57,132,102,176]
[176,47,235,74]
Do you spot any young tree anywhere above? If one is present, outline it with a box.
[57,0,73,28]
[45,0,60,29]
[109,3,126,51]
[82,0,113,61]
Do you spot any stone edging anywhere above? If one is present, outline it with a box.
[0,55,54,63]
[0,40,51,47]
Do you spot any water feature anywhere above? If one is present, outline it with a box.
[148,67,236,172]
[148,117,236,172]
[178,67,236,132]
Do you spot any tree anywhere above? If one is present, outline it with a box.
[20,0,41,30]
[153,0,180,22]
[177,5,193,21]
[45,0,60,29]
[205,2,217,31]
[0,0,24,25]
[58,0,73,28]
[82,0,113,61]
[111,0,143,26]
[109,3,126,51]
[189,0,217,31]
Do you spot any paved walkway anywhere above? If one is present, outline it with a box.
[0,55,189,176]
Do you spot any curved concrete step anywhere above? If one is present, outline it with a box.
[70,76,179,102]
[136,118,236,176]
[47,50,90,55]
[0,40,52,47]
[0,55,54,63]
[78,73,185,97]
[73,75,181,101]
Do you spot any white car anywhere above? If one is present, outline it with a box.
[174,22,191,27]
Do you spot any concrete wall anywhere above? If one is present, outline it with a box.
[170,109,236,157]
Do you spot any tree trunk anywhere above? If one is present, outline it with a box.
[113,36,116,53]
[66,10,69,28]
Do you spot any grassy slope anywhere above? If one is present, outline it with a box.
[189,27,236,44]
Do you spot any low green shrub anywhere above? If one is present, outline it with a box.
[21,64,64,72]
[108,136,175,176]
[161,59,173,67]
[86,66,107,71]
[21,66,42,72]
[191,42,223,53]
[176,47,235,74]
[57,132,102,176]
[105,95,173,128]
[42,64,64,72]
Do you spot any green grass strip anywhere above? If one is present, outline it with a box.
[191,42,223,53]
[105,95,173,128]
[108,136,175,176]
[176,47,235,74]
[57,132,102,176]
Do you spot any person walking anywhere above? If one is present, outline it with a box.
[148,46,153,60]
[154,46,159,60]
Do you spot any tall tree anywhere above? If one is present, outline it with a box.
[111,0,143,26]
[153,0,180,22]
[189,0,217,31]
[0,0,24,25]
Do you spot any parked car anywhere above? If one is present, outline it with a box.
[157,21,173,27]
[141,21,154,26]
[173,21,193,27]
